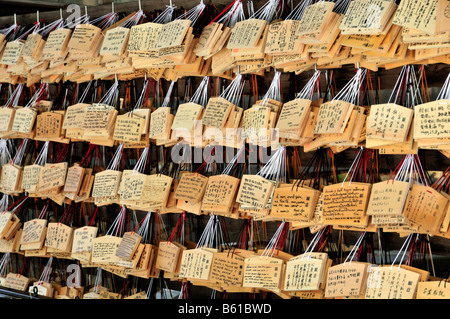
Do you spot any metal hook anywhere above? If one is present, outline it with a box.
[36,11,39,23]
[138,0,142,11]
[112,2,114,13]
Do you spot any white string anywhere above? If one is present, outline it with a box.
[93,267,102,293]
[158,212,168,240]
[332,68,367,104]
[10,196,28,214]
[36,18,64,36]
[343,232,366,265]
[437,73,450,100]
[390,233,416,271]
[16,22,40,40]
[285,0,312,20]
[296,70,321,100]
[4,84,24,108]
[153,5,176,24]
[333,0,352,14]
[106,143,124,171]
[221,146,245,175]
[341,147,364,186]
[0,194,9,212]
[0,139,13,165]
[132,79,150,111]
[77,81,93,104]
[250,0,282,23]
[161,81,176,108]
[33,141,49,166]
[105,206,127,237]
[0,24,19,37]
[256,145,286,182]
[217,0,246,26]
[175,3,206,26]
[11,139,29,166]
[189,76,209,107]
[220,74,244,105]
[0,253,11,277]
[90,12,119,30]
[25,83,48,108]
[65,14,90,29]
[38,257,53,283]
[260,220,285,258]
[98,81,120,107]
[132,147,149,175]
[146,277,155,298]
[260,71,281,106]
[301,227,326,261]
[137,212,152,242]
[196,214,219,250]
[121,10,145,28]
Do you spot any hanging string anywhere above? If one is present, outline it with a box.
[296,70,321,100]
[256,145,286,182]
[36,18,65,37]
[175,2,206,27]
[38,257,53,283]
[160,81,176,108]
[436,73,450,100]
[249,0,284,23]
[131,146,149,175]
[333,0,352,14]
[343,232,366,265]
[285,0,312,20]
[3,84,24,108]
[195,214,228,250]
[301,227,327,260]
[24,83,48,108]
[341,147,364,186]
[260,220,288,258]
[211,0,246,27]
[120,10,146,28]
[189,76,210,107]
[90,12,119,30]
[106,143,124,171]
[10,139,29,167]
[65,11,90,28]
[153,4,177,24]
[78,81,94,104]
[0,253,11,277]
[98,80,120,107]
[219,73,245,106]
[37,200,51,219]
[0,139,13,166]
[33,141,49,166]
[390,233,418,271]
[15,21,41,41]
[167,211,187,245]
[132,79,151,112]
[259,71,282,107]
[332,68,367,106]
[93,267,103,293]
[105,206,127,237]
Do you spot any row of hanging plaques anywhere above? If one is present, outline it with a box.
[0,65,449,157]
[0,209,448,300]
[0,0,449,84]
